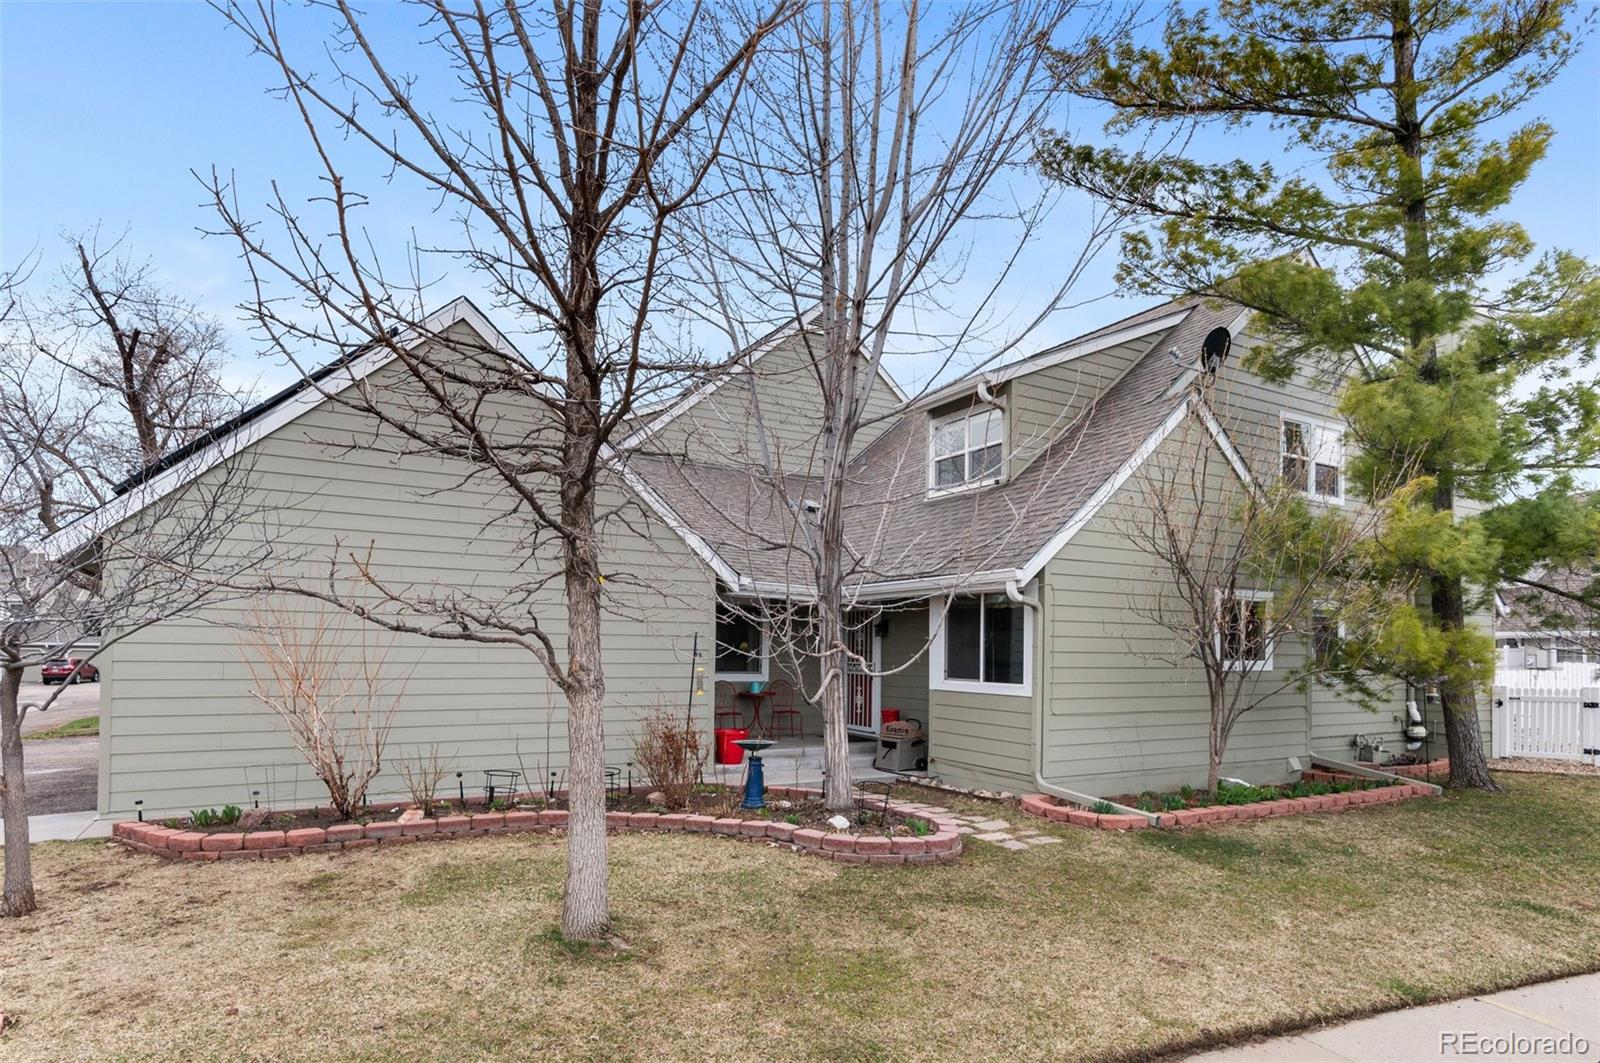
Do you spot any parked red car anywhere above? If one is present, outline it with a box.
[40,658,99,684]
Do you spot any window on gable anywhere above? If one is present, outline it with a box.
[1281,416,1343,502]
[930,407,1003,491]
[932,593,1030,695]
[1217,591,1273,669]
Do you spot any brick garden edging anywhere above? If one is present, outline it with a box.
[1019,777,1440,832]
[109,785,963,868]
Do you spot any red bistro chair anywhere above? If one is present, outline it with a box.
[766,679,802,739]
[714,681,743,730]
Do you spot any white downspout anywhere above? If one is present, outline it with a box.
[1007,578,1159,824]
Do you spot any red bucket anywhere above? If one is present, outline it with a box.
[715,727,749,765]
[880,708,901,726]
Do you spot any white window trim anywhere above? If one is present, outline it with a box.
[927,407,1004,497]
[927,595,1034,698]
[1215,589,1275,672]
[1310,605,1346,662]
[1279,413,1345,505]
[713,612,770,682]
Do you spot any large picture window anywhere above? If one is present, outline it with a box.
[1280,415,1344,503]
[930,593,1031,696]
[929,407,1003,492]
[714,599,767,680]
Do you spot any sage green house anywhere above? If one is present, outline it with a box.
[51,294,1477,821]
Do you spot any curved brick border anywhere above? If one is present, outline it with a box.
[1020,777,1439,831]
[110,786,962,867]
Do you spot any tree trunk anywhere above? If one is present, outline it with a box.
[818,636,853,811]
[1207,686,1224,793]
[1432,571,1499,791]
[560,497,611,942]
[1439,681,1496,790]
[1421,551,1497,790]
[816,456,854,811]
[1,665,37,917]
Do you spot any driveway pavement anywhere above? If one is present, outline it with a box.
[18,681,99,816]
[1187,971,1600,1062]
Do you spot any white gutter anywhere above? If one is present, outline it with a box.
[1007,577,1160,825]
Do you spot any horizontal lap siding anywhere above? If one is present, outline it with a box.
[879,608,930,725]
[647,333,901,474]
[926,687,1034,793]
[100,355,714,818]
[1039,419,1409,795]
[1007,339,1151,479]
[1042,511,1308,794]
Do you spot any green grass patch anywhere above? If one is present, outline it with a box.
[12,774,1600,1062]
[1136,826,1308,871]
[23,715,98,740]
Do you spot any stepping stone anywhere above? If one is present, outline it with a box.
[996,839,1030,851]
[1024,836,1061,845]
[955,825,975,834]
[973,831,1014,842]
[972,819,1010,832]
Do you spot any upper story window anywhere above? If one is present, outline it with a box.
[1280,415,1343,503]
[930,407,1003,492]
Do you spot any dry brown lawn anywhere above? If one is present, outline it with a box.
[5,774,1600,1062]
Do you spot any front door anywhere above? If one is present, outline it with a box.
[844,610,881,735]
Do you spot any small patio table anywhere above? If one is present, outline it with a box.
[736,689,780,737]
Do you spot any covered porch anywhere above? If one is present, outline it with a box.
[707,592,934,785]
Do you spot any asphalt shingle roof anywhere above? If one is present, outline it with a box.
[624,297,1242,590]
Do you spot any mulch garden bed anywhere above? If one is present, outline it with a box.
[112,785,963,866]
[1022,769,1440,832]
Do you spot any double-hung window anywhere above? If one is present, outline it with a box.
[1216,590,1273,670]
[930,407,1003,492]
[1280,416,1344,503]
[930,593,1031,696]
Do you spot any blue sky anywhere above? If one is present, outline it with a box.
[4,1,1599,397]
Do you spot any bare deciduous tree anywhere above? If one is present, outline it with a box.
[205,0,791,942]
[666,0,1126,808]
[237,595,404,819]
[0,229,244,534]
[1117,393,1409,791]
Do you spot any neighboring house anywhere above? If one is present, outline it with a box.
[1495,564,1600,686]
[49,294,1481,818]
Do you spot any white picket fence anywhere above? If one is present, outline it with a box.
[1491,685,1600,764]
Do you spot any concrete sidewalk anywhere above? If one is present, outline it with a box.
[4,811,113,845]
[1188,972,1599,1061]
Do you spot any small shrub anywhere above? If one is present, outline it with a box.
[1090,800,1117,815]
[784,812,801,825]
[396,744,455,816]
[632,706,707,810]
[189,808,220,828]
[1160,793,1185,812]
[905,817,931,836]
[219,804,242,825]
